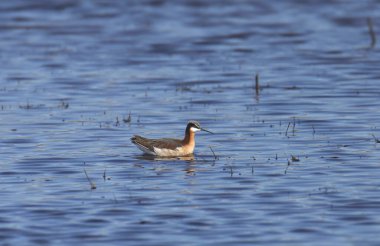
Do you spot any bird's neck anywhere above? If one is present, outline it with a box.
[182,131,195,147]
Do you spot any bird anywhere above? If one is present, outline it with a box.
[131,121,213,157]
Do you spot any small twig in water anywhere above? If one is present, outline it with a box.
[255,73,260,95]
[113,193,118,204]
[292,118,296,135]
[285,122,291,136]
[103,168,107,181]
[209,146,218,160]
[230,166,233,177]
[123,112,131,123]
[60,100,69,109]
[371,134,380,143]
[251,157,255,175]
[84,168,96,189]
[284,160,291,174]
[367,18,377,48]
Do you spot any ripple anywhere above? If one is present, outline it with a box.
[1,1,380,245]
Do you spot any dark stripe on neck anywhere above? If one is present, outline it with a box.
[185,124,192,135]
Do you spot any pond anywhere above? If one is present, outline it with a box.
[0,0,380,245]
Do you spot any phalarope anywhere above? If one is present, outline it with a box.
[131,121,212,157]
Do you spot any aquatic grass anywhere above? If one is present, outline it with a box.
[367,18,376,48]
[371,134,380,143]
[292,117,296,136]
[84,168,96,190]
[123,112,132,123]
[59,100,69,109]
[209,146,218,160]
[284,159,291,174]
[103,167,107,181]
[285,122,291,136]
[284,119,297,137]
[115,116,120,126]
[255,73,260,95]
[251,157,255,175]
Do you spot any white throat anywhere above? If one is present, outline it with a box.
[190,127,201,132]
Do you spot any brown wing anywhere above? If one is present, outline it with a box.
[131,135,182,151]
[131,135,154,151]
[149,138,183,150]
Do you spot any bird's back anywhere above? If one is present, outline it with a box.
[131,135,184,156]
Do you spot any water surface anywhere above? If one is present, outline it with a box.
[1,1,380,245]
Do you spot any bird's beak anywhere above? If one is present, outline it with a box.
[201,127,213,134]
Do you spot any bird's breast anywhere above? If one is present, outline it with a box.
[153,144,194,157]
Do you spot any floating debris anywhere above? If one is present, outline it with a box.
[59,100,69,109]
[291,155,300,162]
[19,102,44,110]
[285,86,300,90]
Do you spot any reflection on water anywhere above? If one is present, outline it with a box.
[135,154,195,162]
[135,154,208,174]
[1,0,380,245]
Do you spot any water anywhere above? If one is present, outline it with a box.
[1,0,380,245]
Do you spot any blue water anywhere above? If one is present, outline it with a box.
[1,0,380,245]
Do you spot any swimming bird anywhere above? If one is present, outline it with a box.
[131,121,212,157]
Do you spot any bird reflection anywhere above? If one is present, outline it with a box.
[136,154,195,161]
[135,154,197,175]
